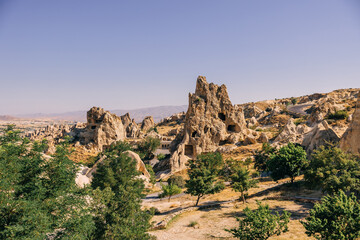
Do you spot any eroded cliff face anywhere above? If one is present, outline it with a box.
[170,76,250,172]
[79,107,126,151]
[340,93,360,155]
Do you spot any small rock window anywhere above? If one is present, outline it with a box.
[204,126,209,134]
[91,126,96,130]
[191,131,198,138]
[227,125,236,132]
[218,113,226,121]
[185,145,194,156]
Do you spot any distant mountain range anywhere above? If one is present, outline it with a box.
[0,115,19,121]
[14,105,188,123]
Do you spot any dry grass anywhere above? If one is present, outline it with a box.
[69,145,98,165]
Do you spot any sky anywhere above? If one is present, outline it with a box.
[0,0,359,115]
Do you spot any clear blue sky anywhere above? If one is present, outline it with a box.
[0,0,359,115]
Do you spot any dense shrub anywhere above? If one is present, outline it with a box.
[227,201,290,240]
[327,110,348,120]
[301,191,360,240]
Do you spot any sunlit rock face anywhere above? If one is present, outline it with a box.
[169,76,251,172]
[340,93,360,155]
[80,107,126,151]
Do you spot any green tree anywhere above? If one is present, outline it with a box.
[0,126,95,240]
[304,146,360,194]
[301,191,360,240]
[254,143,275,173]
[230,166,258,203]
[91,149,152,239]
[267,143,307,184]
[167,175,185,188]
[291,97,297,105]
[145,164,156,184]
[185,152,225,206]
[137,136,160,160]
[226,201,290,240]
[159,184,182,202]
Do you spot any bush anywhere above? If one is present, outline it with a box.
[304,146,360,194]
[327,110,349,120]
[188,221,198,227]
[167,175,185,188]
[226,201,290,240]
[301,191,360,240]
[291,97,297,105]
[157,153,166,161]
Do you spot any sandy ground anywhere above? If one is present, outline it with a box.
[145,177,319,240]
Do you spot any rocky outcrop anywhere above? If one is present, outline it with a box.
[79,107,126,151]
[302,120,340,153]
[169,76,250,172]
[273,118,340,153]
[120,113,140,138]
[340,93,360,155]
[141,116,155,132]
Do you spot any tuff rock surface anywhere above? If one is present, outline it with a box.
[340,93,360,155]
[169,76,252,172]
[79,107,126,151]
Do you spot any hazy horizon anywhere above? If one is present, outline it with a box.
[1,0,359,115]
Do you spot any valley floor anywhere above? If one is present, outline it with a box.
[145,177,319,240]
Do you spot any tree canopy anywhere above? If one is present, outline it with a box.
[185,152,225,206]
[267,143,308,183]
[301,191,360,240]
[226,201,290,240]
[304,146,360,194]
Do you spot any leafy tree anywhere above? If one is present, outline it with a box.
[301,191,360,240]
[145,164,156,184]
[91,149,152,239]
[185,152,225,206]
[107,140,133,153]
[291,97,297,105]
[305,146,360,194]
[137,136,160,160]
[0,126,95,240]
[254,143,275,173]
[159,184,182,202]
[226,201,290,240]
[267,143,307,184]
[167,175,185,188]
[230,166,258,203]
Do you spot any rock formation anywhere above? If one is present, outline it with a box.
[340,93,360,155]
[141,116,155,132]
[169,76,251,172]
[121,113,140,138]
[79,107,126,150]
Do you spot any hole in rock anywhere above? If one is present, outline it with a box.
[191,131,198,138]
[218,113,226,121]
[185,145,194,156]
[227,125,236,132]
